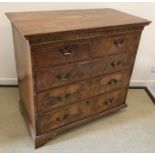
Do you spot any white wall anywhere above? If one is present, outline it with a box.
[0,2,154,86]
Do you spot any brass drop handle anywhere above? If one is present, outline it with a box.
[57,72,71,81]
[111,61,121,68]
[104,98,113,106]
[88,62,96,69]
[57,93,71,101]
[46,90,80,105]
[56,113,69,122]
[107,79,118,86]
[57,90,80,101]
[46,93,72,105]
[113,38,124,47]
[59,45,73,56]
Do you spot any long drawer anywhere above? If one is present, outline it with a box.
[35,52,135,92]
[37,88,126,134]
[36,71,129,113]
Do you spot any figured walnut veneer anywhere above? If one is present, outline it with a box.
[6,8,150,148]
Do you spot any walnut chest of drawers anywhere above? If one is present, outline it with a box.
[6,8,150,148]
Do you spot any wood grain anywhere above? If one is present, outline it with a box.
[12,25,36,130]
[6,8,150,148]
[35,52,135,91]
[6,8,150,37]
[36,71,129,113]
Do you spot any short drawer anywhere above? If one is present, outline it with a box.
[94,88,126,114]
[38,103,79,134]
[37,71,129,113]
[93,71,129,95]
[31,39,93,68]
[79,88,126,119]
[95,33,140,57]
[35,53,135,91]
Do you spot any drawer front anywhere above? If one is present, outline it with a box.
[31,39,93,68]
[79,98,96,119]
[36,53,135,91]
[37,80,91,113]
[38,103,79,133]
[37,71,129,113]
[38,89,126,134]
[79,89,126,119]
[93,71,129,95]
[94,88,126,114]
[95,33,140,57]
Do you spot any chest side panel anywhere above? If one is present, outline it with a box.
[12,26,36,130]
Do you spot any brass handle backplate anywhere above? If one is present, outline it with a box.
[46,91,80,105]
[107,79,118,86]
[56,113,69,122]
[53,93,72,102]
[111,61,121,68]
[88,62,96,69]
[59,45,73,56]
[57,72,71,81]
[104,98,114,106]
[113,38,124,47]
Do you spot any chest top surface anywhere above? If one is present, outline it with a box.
[6,8,150,37]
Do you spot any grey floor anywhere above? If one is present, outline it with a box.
[148,86,155,98]
[0,87,155,152]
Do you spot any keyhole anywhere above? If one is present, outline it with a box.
[56,117,61,121]
[86,100,90,105]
